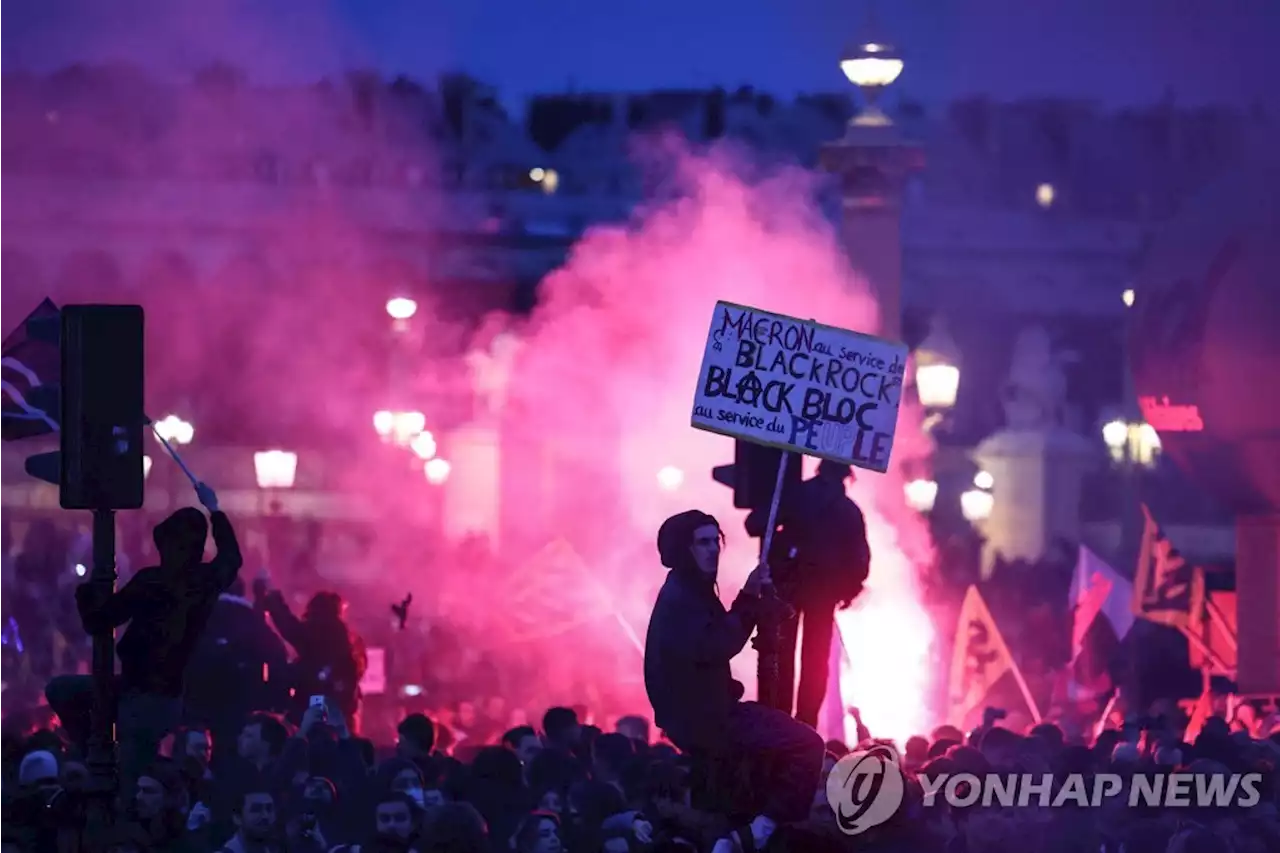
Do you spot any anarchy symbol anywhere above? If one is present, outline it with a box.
[736,372,764,406]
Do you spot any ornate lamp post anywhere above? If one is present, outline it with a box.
[254,450,297,565]
[820,22,921,341]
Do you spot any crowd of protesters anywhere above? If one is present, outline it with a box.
[5,688,1280,852]
[3,491,1279,853]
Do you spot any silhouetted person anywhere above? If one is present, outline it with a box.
[264,589,367,727]
[48,481,242,800]
[747,460,870,726]
[644,510,824,849]
[184,576,289,762]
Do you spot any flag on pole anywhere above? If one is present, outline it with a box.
[1132,504,1204,631]
[949,585,1040,728]
[505,538,610,643]
[2,298,61,441]
[1068,546,1135,700]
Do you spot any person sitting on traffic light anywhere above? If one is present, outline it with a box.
[746,460,870,728]
[644,509,824,851]
[47,480,242,799]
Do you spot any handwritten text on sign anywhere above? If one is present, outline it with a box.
[690,301,908,473]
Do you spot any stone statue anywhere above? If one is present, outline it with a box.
[1001,325,1069,430]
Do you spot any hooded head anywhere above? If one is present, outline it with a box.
[817,460,853,484]
[153,508,208,568]
[304,591,345,624]
[657,510,722,582]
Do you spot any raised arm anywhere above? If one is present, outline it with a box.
[205,511,243,591]
[192,483,243,592]
[264,591,307,651]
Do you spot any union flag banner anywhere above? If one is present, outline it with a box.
[948,585,1041,727]
[1132,504,1205,632]
[2,298,60,441]
[505,538,609,643]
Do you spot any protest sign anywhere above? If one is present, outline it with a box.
[690,301,908,473]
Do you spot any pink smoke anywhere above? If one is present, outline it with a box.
[499,139,938,743]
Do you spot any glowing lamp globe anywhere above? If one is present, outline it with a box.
[840,42,904,89]
[1129,153,1280,513]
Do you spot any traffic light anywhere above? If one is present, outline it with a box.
[58,305,146,510]
[711,439,801,512]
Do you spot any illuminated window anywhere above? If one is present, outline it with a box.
[1036,183,1055,208]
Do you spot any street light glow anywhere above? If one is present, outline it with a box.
[254,449,298,490]
[840,43,904,88]
[425,457,451,485]
[657,466,684,491]
[410,431,438,460]
[916,364,960,409]
[960,489,995,523]
[904,479,938,513]
[1102,419,1128,451]
[386,297,418,320]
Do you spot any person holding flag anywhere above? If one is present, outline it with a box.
[46,476,243,799]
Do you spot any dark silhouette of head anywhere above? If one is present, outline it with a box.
[657,510,722,580]
[304,591,345,623]
[817,460,853,483]
[153,508,208,568]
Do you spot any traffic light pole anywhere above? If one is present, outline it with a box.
[86,508,119,840]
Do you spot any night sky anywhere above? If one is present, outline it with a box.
[3,0,1278,109]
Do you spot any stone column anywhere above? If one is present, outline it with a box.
[819,121,923,340]
[974,427,1095,576]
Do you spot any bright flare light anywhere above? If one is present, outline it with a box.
[973,470,994,491]
[425,457,451,485]
[142,455,153,481]
[153,414,194,445]
[835,498,934,747]
[1122,289,1136,307]
[386,297,418,320]
[75,563,87,577]
[410,431,438,460]
[656,466,684,491]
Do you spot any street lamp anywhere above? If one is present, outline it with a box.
[915,317,961,411]
[153,414,194,445]
[657,466,684,492]
[960,489,994,523]
[424,457,451,486]
[410,431,438,460]
[386,297,417,321]
[1102,419,1161,467]
[904,478,938,513]
[840,40,904,126]
[254,450,298,490]
[373,410,426,446]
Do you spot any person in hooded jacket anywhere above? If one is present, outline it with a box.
[263,589,367,728]
[47,481,242,800]
[644,510,824,853]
